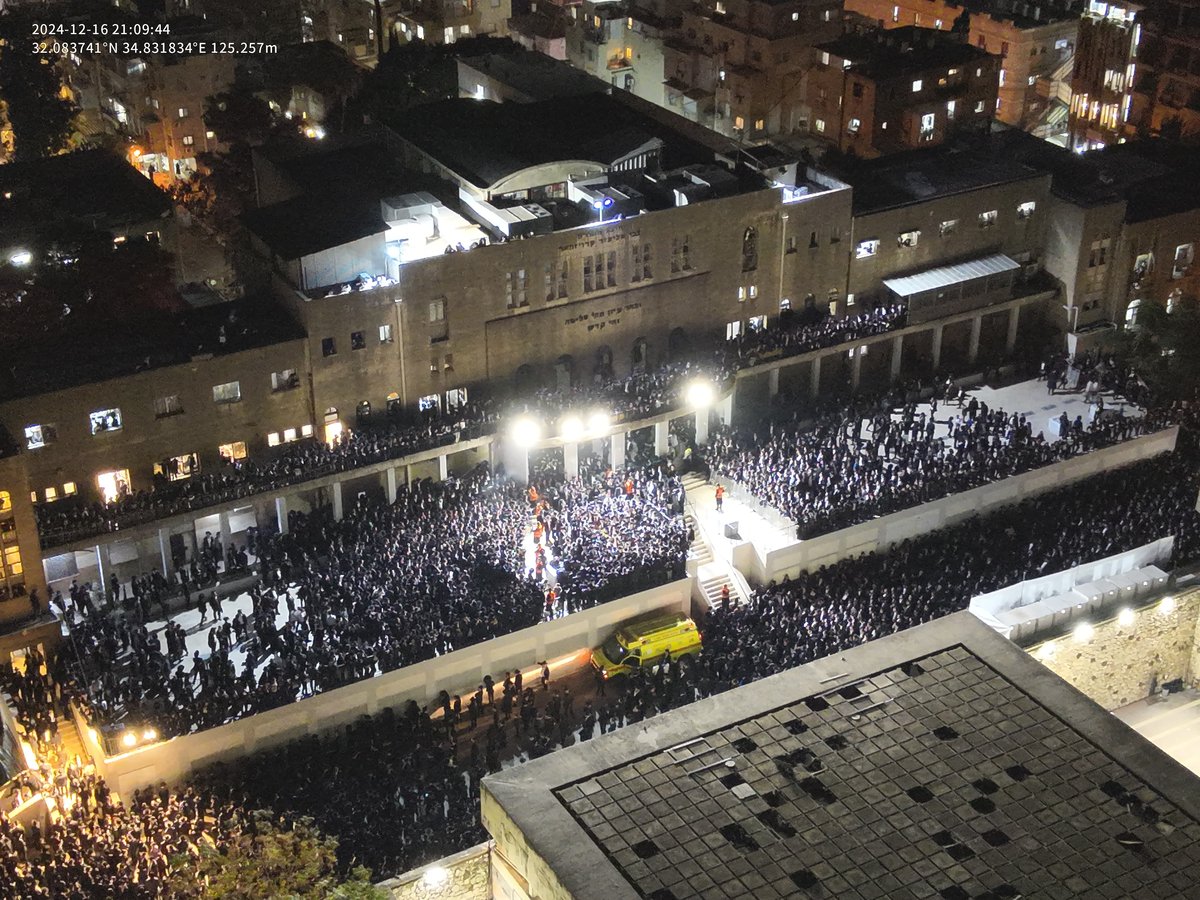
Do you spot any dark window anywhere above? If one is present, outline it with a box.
[322,337,337,357]
[351,330,365,350]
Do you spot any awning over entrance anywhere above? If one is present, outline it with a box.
[883,253,1020,298]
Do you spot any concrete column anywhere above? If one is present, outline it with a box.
[384,467,398,504]
[157,528,171,578]
[654,421,669,457]
[275,496,289,535]
[512,450,530,485]
[405,465,413,487]
[1006,305,1020,355]
[331,481,344,521]
[968,315,982,364]
[564,442,580,478]
[809,354,822,399]
[610,431,627,469]
[95,544,112,595]
[891,335,904,381]
[931,324,944,371]
[437,453,449,482]
[716,393,733,426]
[695,411,710,445]
[851,347,863,390]
[767,367,780,397]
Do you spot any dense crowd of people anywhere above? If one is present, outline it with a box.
[32,305,907,547]
[710,384,1176,538]
[58,463,687,739]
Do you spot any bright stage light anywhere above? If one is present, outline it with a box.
[142,728,158,742]
[560,415,583,443]
[1072,622,1094,644]
[587,411,610,435]
[9,250,32,267]
[1117,607,1135,627]
[686,380,715,408]
[1159,595,1177,616]
[121,731,137,749]
[510,416,542,449]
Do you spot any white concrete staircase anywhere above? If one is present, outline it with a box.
[680,471,755,611]
[685,512,713,567]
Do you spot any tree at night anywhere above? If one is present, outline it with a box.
[0,10,78,160]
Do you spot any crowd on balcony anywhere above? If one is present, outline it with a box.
[59,463,687,740]
[710,377,1176,539]
[31,305,909,548]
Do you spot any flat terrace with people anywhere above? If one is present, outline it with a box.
[483,610,1200,900]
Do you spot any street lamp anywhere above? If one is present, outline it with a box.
[8,250,32,267]
[592,195,614,224]
[686,380,715,409]
[560,415,584,443]
[510,416,542,449]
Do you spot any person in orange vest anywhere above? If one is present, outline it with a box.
[720,584,731,610]
[527,485,539,505]
[715,484,725,512]
[623,477,634,499]
[533,521,545,544]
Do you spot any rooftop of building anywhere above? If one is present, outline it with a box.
[458,49,602,98]
[822,138,1045,215]
[243,190,393,260]
[0,149,173,241]
[939,0,1084,28]
[0,298,305,405]
[484,611,1200,900]
[817,26,994,79]
[991,129,1200,222]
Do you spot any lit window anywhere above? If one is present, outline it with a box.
[978,210,998,228]
[416,25,424,39]
[815,118,826,133]
[920,113,936,136]
[89,408,123,434]
[205,130,215,139]
[734,115,745,130]
[898,230,920,248]
[154,395,183,418]
[748,284,758,298]
[848,117,861,134]
[999,69,1006,87]
[912,79,923,92]
[379,323,393,343]
[946,99,957,119]
[821,51,830,66]
[283,427,297,442]
[1173,243,1194,279]
[268,432,281,447]
[1016,201,1036,220]
[792,10,799,19]
[893,5,900,21]
[301,424,314,438]
[975,100,986,113]
[855,239,880,259]
[219,441,247,462]
[737,286,747,301]
[429,298,446,321]
[272,370,297,392]
[154,453,198,482]
[726,320,742,339]
[754,118,765,131]
[24,425,55,449]
[177,107,189,118]
[44,487,57,502]
[940,219,958,236]
[212,381,241,404]
[182,135,194,147]
[63,481,77,496]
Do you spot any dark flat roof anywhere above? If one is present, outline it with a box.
[243,190,390,259]
[827,141,1045,215]
[993,130,1200,222]
[818,27,993,79]
[0,298,305,403]
[394,96,665,189]
[0,149,172,237]
[485,612,1200,900]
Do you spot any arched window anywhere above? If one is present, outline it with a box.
[323,407,339,423]
[632,337,648,370]
[742,227,758,272]
[356,400,371,422]
[1125,299,1142,328]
